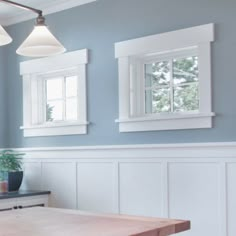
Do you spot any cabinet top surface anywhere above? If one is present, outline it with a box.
[0,190,50,200]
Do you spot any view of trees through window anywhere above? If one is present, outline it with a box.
[145,56,199,114]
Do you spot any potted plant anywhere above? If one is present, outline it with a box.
[0,172,8,193]
[0,150,25,192]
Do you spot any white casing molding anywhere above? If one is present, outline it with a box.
[20,49,88,75]
[115,24,214,58]
[17,142,236,236]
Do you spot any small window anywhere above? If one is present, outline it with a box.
[115,24,215,132]
[145,56,199,114]
[45,76,78,122]
[20,49,89,137]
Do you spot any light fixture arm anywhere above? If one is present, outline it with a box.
[0,0,43,16]
[0,0,66,57]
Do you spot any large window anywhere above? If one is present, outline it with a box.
[115,24,215,132]
[20,49,88,137]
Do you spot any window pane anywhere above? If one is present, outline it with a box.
[145,88,171,114]
[145,61,170,87]
[173,56,198,85]
[66,98,78,120]
[66,76,77,97]
[46,78,63,100]
[174,84,199,112]
[46,101,63,121]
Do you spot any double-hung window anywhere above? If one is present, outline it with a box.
[115,24,215,132]
[144,49,199,114]
[45,73,78,122]
[20,49,88,137]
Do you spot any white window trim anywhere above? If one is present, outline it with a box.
[20,49,89,137]
[115,24,215,132]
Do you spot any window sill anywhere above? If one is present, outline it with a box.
[20,121,89,137]
[115,113,215,132]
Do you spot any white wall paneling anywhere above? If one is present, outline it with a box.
[18,142,236,236]
[21,162,42,191]
[226,163,236,236]
[41,162,77,209]
[76,162,115,213]
[168,163,221,236]
[119,162,163,217]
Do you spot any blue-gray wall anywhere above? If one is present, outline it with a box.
[3,0,236,147]
[0,47,8,147]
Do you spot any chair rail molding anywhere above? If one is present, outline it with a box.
[13,141,236,159]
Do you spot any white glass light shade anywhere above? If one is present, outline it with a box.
[16,25,66,57]
[0,25,12,46]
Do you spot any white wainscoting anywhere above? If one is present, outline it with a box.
[18,142,236,236]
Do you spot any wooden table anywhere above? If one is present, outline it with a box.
[0,207,190,236]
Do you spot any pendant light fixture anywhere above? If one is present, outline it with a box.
[0,25,12,45]
[0,0,66,57]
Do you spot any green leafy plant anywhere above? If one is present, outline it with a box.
[0,150,24,172]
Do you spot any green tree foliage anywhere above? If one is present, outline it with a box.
[149,61,170,86]
[46,103,54,122]
[174,84,198,112]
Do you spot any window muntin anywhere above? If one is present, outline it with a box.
[45,76,78,122]
[144,55,199,115]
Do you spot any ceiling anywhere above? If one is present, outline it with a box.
[0,0,96,26]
